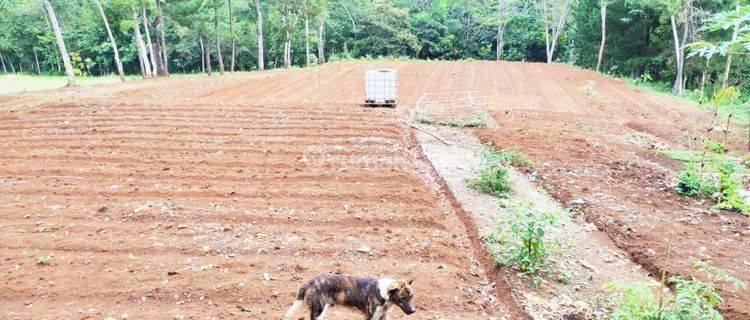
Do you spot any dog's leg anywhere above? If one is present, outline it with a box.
[315,303,330,320]
[284,299,304,320]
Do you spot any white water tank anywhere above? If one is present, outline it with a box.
[365,69,397,106]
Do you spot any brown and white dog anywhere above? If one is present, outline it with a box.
[283,274,416,320]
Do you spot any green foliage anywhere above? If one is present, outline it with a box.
[486,203,558,274]
[605,263,747,320]
[675,169,716,197]
[469,144,514,197]
[712,160,749,215]
[36,255,51,266]
[415,111,486,128]
[703,139,727,154]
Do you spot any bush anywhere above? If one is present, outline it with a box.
[675,169,716,197]
[469,144,514,197]
[486,204,557,274]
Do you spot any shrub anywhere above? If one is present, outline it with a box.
[487,204,557,274]
[675,169,716,197]
[469,144,514,197]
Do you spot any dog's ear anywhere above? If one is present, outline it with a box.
[388,287,400,297]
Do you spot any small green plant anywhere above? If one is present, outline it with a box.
[604,263,746,320]
[469,144,513,197]
[36,256,51,266]
[486,203,557,274]
[704,139,727,154]
[497,148,535,170]
[582,80,600,104]
[712,160,749,215]
[675,169,716,197]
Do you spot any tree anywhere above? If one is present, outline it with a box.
[132,9,153,78]
[92,0,125,81]
[497,0,520,60]
[42,0,76,86]
[255,0,265,70]
[214,0,224,74]
[595,0,609,71]
[227,0,235,72]
[538,0,573,63]
[155,0,168,75]
[142,5,157,76]
[685,40,722,95]
[721,3,741,88]
[281,0,303,69]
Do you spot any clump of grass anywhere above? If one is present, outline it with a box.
[581,79,600,104]
[469,144,513,197]
[485,203,558,275]
[36,256,52,266]
[415,111,486,128]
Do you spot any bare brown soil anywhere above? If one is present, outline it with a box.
[1,60,748,319]
[0,63,514,319]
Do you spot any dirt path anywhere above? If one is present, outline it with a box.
[416,125,655,319]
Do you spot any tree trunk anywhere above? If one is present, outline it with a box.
[142,6,157,76]
[596,0,606,72]
[34,50,41,74]
[8,55,16,73]
[0,51,6,73]
[214,1,225,75]
[43,0,76,86]
[94,0,125,82]
[541,0,552,63]
[699,57,710,95]
[670,14,684,95]
[496,0,505,60]
[255,0,265,70]
[199,38,205,73]
[228,0,235,72]
[133,10,152,78]
[155,0,168,75]
[722,3,740,89]
[305,18,311,67]
[151,29,166,76]
[204,36,212,76]
[317,16,325,64]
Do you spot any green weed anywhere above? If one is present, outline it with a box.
[486,203,558,275]
[604,263,746,320]
[675,169,716,197]
[712,161,749,215]
[415,111,486,128]
[469,144,514,197]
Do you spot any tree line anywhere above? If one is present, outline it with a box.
[0,0,748,96]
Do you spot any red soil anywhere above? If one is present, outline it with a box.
[1,60,747,319]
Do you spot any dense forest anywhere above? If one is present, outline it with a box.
[0,0,748,97]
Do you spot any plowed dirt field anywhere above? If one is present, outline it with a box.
[1,60,748,319]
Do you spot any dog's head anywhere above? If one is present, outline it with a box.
[386,279,416,315]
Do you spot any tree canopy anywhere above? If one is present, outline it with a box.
[0,0,748,97]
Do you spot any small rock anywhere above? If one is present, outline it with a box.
[357,245,371,253]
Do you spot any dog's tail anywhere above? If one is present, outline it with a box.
[283,287,306,319]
